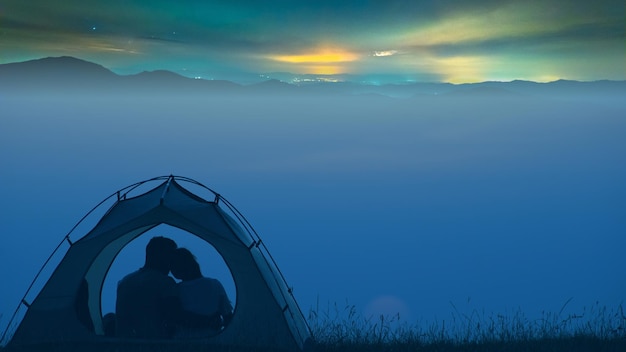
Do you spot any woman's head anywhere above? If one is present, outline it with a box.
[171,247,202,281]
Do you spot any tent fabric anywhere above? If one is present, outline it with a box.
[8,176,311,351]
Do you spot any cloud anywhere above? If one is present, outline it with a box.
[373,50,398,57]
[2,0,623,82]
[397,1,622,48]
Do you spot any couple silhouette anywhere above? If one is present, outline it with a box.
[115,236,233,339]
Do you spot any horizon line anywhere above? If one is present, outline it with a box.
[2,55,624,86]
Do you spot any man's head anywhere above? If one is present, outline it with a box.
[144,236,177,274]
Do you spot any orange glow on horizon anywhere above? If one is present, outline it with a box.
[270,50,359,64]
[267,48,358,75]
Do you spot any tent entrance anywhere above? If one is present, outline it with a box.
[98,224,237,333]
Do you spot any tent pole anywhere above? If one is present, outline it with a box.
[160,175,174,205]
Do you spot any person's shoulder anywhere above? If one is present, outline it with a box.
[206,277,226,290]
[208,277,223,284]
[118,268,142,285]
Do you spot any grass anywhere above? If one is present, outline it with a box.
[307,300,626,352]
[1,302,625,351]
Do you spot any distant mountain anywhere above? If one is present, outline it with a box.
[439,85,523,98]
[123,70,242,93]
[0,56,117,91]
[0,56,115,78]
[131,69,191,82]
[1,56,624,99]
[0,56,242,96]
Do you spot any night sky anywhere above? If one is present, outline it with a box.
[1,0,624,83]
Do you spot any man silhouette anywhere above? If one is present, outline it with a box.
[116,236,178,338]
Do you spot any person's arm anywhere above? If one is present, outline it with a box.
[222,311,233,327]
[217,281,234,326]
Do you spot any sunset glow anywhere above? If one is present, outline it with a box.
[1,1,623,83]
[270,50,359,64]
[267,49,359,75]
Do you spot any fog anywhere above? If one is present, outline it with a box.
[1,92,624,334]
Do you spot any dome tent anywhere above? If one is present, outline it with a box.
[3,176,312,351]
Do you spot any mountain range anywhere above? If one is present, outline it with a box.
[1,56,624,99]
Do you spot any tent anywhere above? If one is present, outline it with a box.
[3,176,312,351]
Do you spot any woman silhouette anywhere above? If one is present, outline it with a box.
[170,247,234,337]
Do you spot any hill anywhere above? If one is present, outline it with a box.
[1,56,624,99]
[0,57,242,96]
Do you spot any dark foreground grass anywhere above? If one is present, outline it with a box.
[307,301,626,352]
[310,336,625,352]
[3,336,625,352]
[2,303,625,352]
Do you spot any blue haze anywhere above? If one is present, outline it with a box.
[0,92,624,333]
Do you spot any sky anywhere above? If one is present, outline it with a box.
[1,0,624,83]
